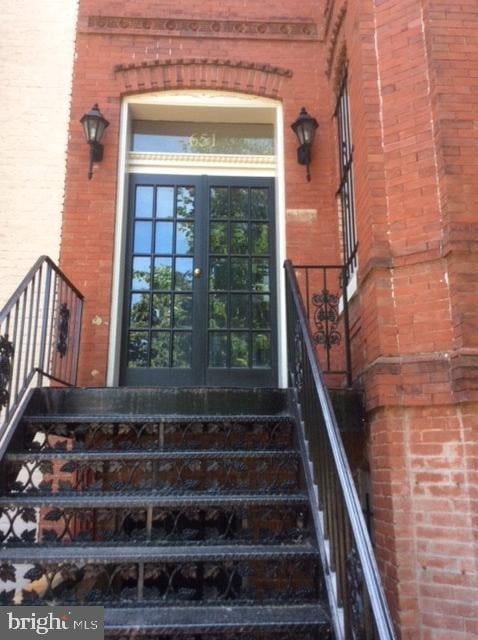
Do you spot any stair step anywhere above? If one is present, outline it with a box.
[103,604,330,634]
[1,498,312,547]
[0,543,318,563]
[0,492,308,508]
[2,549,322,607]
[25,387,290,418]
[24,414,293,424]
[5,448,302,496]
[6,449,298,461]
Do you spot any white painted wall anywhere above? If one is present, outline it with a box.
[0,0,78,306]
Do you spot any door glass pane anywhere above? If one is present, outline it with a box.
[173,332,192,368]
[175,258,193,291]
[230,223,249,254]
[209,259,228,291]
[231,188,248,218]
[177,187,195,218]
[252,259,270,292]
[252,333,271,368]
[210,187,229,218]
[206,183,273,377]
[153,257,173,290]
[251,224,269,254]
[209,333,227,368]
[135,186,154,218]
[252,294,271,329]
[126,178,274,383]
[130,293,150,328]
[230,332,249,367]
[155,222,173,254]
[151,332,170,367]
[134,222,152,253]
[132,257,151,290]
[251,188,268,220]
[174,294,193,328]
[210,223,227,254]
[230,294,249,328]
[209,294,227,328]
[128,331,149,367]
[176,222,194,255]
[152,294,171,328]
[156,187,174,218]
[230,258,249,290]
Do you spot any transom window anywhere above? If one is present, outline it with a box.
[131,121,274,156]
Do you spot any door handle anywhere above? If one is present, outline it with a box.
[193,267,202,278]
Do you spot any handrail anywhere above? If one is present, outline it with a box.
[285,260,396,640]
[0,256,84,440]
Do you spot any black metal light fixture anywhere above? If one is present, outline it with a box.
[291,107,319,182]
[80,103,109,179]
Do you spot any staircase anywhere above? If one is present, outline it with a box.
[0,387,332,639]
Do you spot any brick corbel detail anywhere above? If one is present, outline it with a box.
[114,58,293,98]
[323,0,336,38]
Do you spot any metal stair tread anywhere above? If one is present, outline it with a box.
[23,413,293,423]
[0,492,309,507]
[103,604,330,633]
[6,449,299,461]
[0,543,318,562]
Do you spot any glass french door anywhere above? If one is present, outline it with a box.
[120,175,277,387]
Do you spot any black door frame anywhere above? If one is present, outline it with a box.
[120,174,277,387]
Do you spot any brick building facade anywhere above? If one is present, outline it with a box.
[3,0,477,638]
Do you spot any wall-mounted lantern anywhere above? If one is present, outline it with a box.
[291,107,319,182]
[80,104,109,180]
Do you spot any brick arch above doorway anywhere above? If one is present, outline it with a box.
[113,58,293,99]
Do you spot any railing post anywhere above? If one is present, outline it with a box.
[72,296,84,387]
[37,262,52,386]
[342,265,353,387]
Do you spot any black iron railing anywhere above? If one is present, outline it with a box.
[335,71,359,284]
[285,260,396,640]
[293,264,352,387]
[0,256,84,437]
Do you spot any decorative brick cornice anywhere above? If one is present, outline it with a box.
[326,3,347,78]
[85,15,320,42]
[113,58,293,98]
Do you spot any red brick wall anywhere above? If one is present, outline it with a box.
[61,0,342,386]
[326,0,478,637]
[61,0,478,637]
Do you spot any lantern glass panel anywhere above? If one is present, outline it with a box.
[296,125,307,146]
[89,119,99,142]
[95,119,108,142]
[81,118,91,143]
